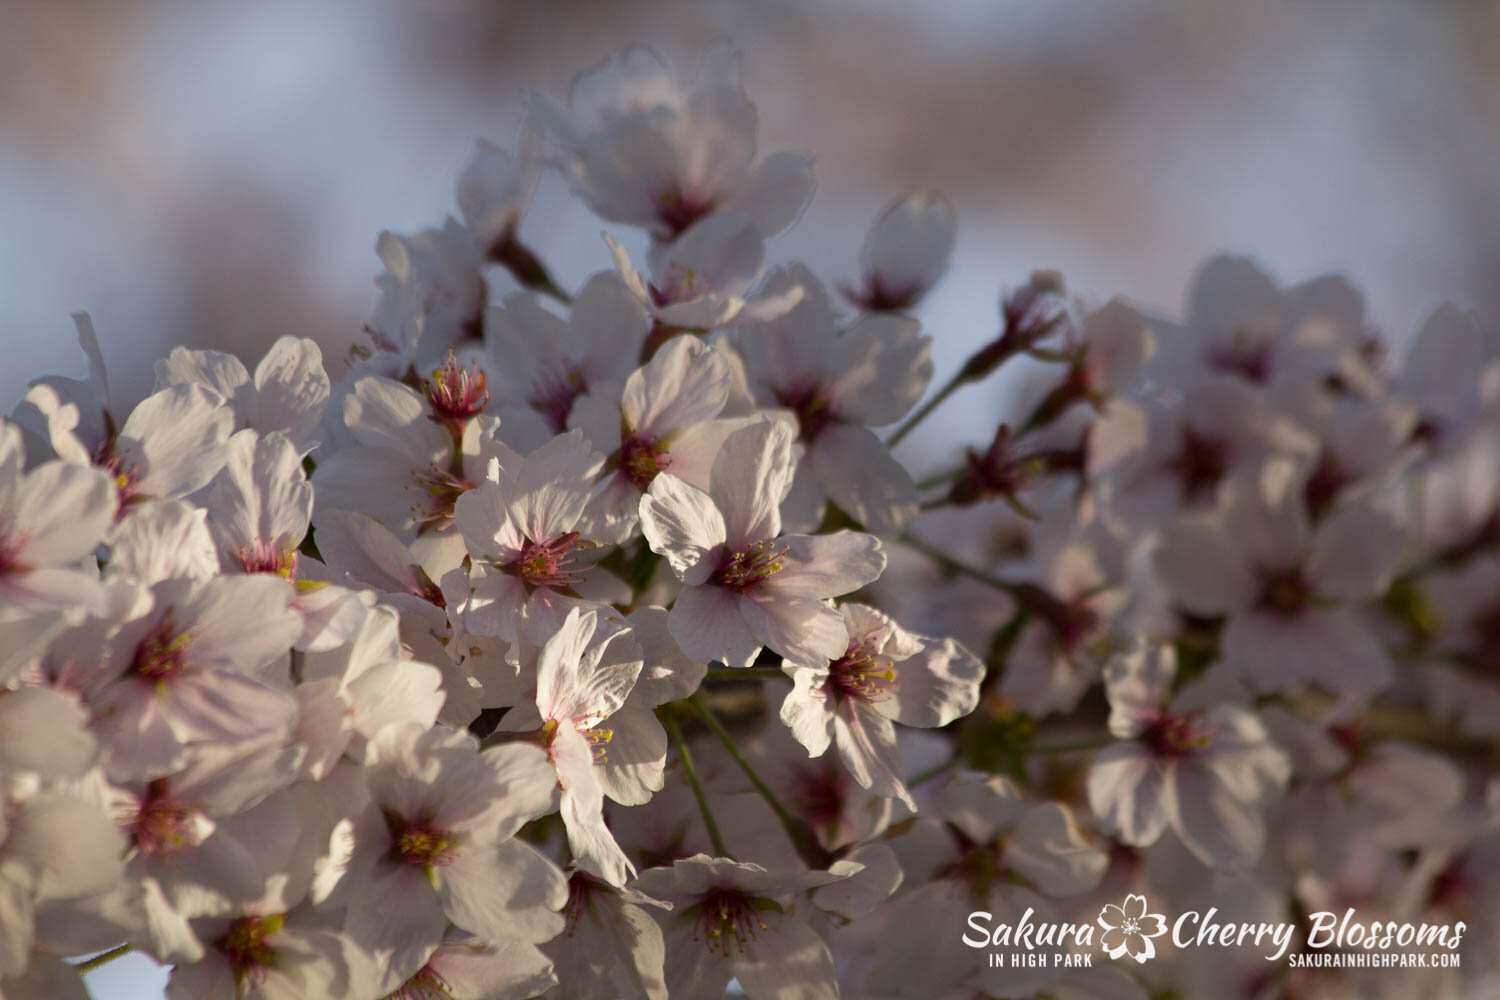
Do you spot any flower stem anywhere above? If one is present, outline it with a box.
[896,532,1021,596]
[662,709,730,858]
[704,666,788,683]
[686,693,832,869]
[886,370,966,449]
[1028,737,1113,755]
[74,944,132,973]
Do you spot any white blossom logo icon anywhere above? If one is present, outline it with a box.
[1097,893,1169,963]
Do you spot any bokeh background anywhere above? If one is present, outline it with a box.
[3,0,1496,995]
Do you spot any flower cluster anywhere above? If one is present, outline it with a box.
[1,42,1497,1000]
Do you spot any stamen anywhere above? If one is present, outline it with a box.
[712,540,788,593]
[132,780,195,857]
[217,913,284,986]
[408,466,474,534]
[502,532,583,590]
[131,614,192,682]
[616,433,671,490]
[422,350,489,425]
[824,638,897,704]
[383,808,457,870]
[775,382,836,444]
[238,541,297,578]
[694,888,768,956]
[1142,710,1212,758]
[1256,565,1313,616]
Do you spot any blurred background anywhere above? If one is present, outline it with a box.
[3,0,1496,994]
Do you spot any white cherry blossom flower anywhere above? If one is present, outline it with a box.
[0,421,114,613]
[639,419,885,668]
[335,723,565,986]
[738,265,933,534]
[847,191,956,312]
[483,272,648,451]
[608,213,803,338]
[530,43,814,242]
[1086,643,1290,870]
[633,854,855,1000]
[154,336,330,454]
[780,603,982,809]
[1155,481,1403,696]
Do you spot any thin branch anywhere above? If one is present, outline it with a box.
[896,532,1021,596]
[687,693,831,869]
[662,709,730,857]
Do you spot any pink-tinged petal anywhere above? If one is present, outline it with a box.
[1102,644,1174,739]
[723,151,816,238]
[554,724,635,886]
[881,634,984,729]
[1007,802,1107,897]
[184,575,301,673]
[206,430,312,559]
[439,838,567,944]
[453,479,519,561]
[857,192,956,310]
[475,742,558,837]
[808,425,918,535]
[311,446,430,533]
[344,864,448,980]
[121,384,234,499]
[765,530,885,599]
[154,346,252,419]
[709,419,795,547]
[110,500,218,585]
[0,567,104,616]
[1307,500,1403,601]
[739,592,848,667]
[669,584,762,667]
[454,567,528,644]
[166,671,296,751]
[252,336,330,451]
[1154,512,1258,614]
[779,665,835,757]
[344,660,445,743]
[537,608,642,724]
[1086,742,1170,846]
[0,686,96,779]
[624,335,732,437]
[625,605,708,706]
[6,794,125,900]
[1223,608,1392,696]
[1166,761,1264,871]
[509,429,602,544]
[830,699,912,809]
[596,702,668,806]
[729,913,839,1000]
[639,474,726,584]
[292,583,376,653]
[9,460,115,565]
[828,315,933,426]
[98,682,185,780]
[343,376,449,465]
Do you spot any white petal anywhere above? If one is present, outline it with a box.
[639,474,726,583]
[709,419,795,547]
